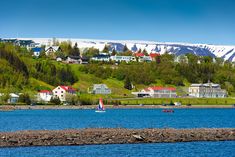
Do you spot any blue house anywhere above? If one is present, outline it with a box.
[32,47,42,57]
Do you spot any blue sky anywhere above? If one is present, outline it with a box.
[1,0,235,44]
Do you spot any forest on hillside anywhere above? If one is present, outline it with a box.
[0,42,235,95]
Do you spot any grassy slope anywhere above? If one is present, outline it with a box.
[120,98,235,105]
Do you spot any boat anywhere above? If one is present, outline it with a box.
[162,109,174,113]
[95,98,106,113]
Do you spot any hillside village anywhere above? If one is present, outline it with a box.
[0,38,233,105]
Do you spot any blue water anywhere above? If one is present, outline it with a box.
[0,108,234,131]
[0,108,234,156]
[0,141,235,157]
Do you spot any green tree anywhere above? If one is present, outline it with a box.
[123,44,129,52]
[124,77,133,90]
[18,93,31,105]
[50,96,61,105]
[103,44,110,53]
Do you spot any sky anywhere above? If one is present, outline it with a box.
[1,0,235,45]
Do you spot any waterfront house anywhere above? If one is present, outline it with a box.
[132,86,177,98]
[38,90,52,102]
[188,82,227,98]
[89,84,111,94]
[52,86,76,101]
[8,93,20,104]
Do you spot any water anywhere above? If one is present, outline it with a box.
[0,141,235,157]
[0,108,234,131]
[0,108,234,156]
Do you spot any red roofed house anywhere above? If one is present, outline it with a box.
[52,86,76,101]
[134,52,145,57]
[132,86,177,98]
[149,53,160,61]
[38,90,53,102]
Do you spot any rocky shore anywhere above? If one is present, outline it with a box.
[0,128,234,147]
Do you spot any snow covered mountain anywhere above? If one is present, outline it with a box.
[19,38,235,62]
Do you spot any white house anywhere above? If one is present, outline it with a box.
[89,84,111,94]
[189,82,227,98]
[110,56,135,62]
[45,46,61,56]
[52,86,76,101]
[38,90,52,102]
[91,54,110,62]
[132,86,177,98]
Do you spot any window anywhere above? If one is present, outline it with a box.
[61,91,63,93]
[55,91,57,93]
[61,95,63,97]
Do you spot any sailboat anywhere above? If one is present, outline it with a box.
[95,98,106,113]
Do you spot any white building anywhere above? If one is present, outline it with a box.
[52,86,76,101]
[189,82,227,98]
[38,90,52,102]
[45,46,61,55]
[91,54,110,62]
[110,56,135,62]
[89,84,111,94]
[132,86,177,98]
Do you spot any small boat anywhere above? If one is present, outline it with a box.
[95,98,106,113]
[162,109,174,113]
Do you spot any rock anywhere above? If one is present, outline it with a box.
[133,135,145,141]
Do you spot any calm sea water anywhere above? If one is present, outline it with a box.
[0,108,234,131]
[0,108,234,156]
[0,141,235,157]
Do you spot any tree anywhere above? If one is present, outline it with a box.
[70,42,80,56]
[142,49,148,56]
[123,44,129,52]
[66,93,79,105]
[111,49,117,56]
[18,93,31,105]
[103,44,110,53]
[50,96,61,105]
[124,77,133,90]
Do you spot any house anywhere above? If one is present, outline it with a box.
[132,86,177,98]
[38,90,52,102]
[45,46,61,56]
[91,54,110,62]
[110,55,135,62]
[52,86,76,101]
[89,84,111,94]
[32,47,42,57]
[189,82,227,98]
[174,55,188,63]
[66,55,80,64]
[149,53,160,61]
[8,93,20,104]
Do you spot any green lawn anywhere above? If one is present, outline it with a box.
[120,98,235,105]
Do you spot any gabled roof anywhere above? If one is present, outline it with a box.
[146,86,176,91]
[39,90,52,93]
[149,53,160,58]
[134,52,145,57]
[45,46,60,51]
[59,86,76,92]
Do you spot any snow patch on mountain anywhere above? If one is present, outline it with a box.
[18,38,235,61]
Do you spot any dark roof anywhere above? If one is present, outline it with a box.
[68,55,81,60]
[93,54,110,58]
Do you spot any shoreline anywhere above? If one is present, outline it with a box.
[0,128,234,147]
[0,104,234,110]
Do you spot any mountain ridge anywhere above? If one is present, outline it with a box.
[12,38,235,62]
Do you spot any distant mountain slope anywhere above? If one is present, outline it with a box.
[19,38,235,62]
